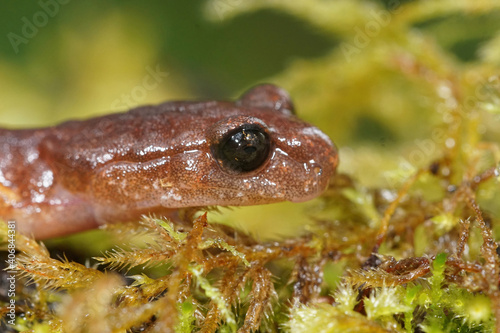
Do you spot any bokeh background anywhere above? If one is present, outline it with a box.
[1,0,500,252]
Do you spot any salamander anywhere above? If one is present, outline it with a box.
[0,84,338,239]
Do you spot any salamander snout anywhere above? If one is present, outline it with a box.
[285,132,339,202]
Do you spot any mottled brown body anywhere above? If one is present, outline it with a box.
[0,85,338,239]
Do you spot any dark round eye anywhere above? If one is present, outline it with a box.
[214,125,271,173]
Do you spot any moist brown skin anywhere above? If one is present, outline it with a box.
[0,84,338,239]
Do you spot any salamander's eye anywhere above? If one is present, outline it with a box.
[214,125,271,173]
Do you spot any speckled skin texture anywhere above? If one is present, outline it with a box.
[0,85,338,239]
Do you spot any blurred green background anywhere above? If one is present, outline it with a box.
[1,1,500,247]
[0,0,336,125]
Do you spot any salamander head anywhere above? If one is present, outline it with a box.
[161,84,338,207]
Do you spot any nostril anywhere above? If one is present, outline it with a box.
[312,164,323,177]
[304,160,323,177]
